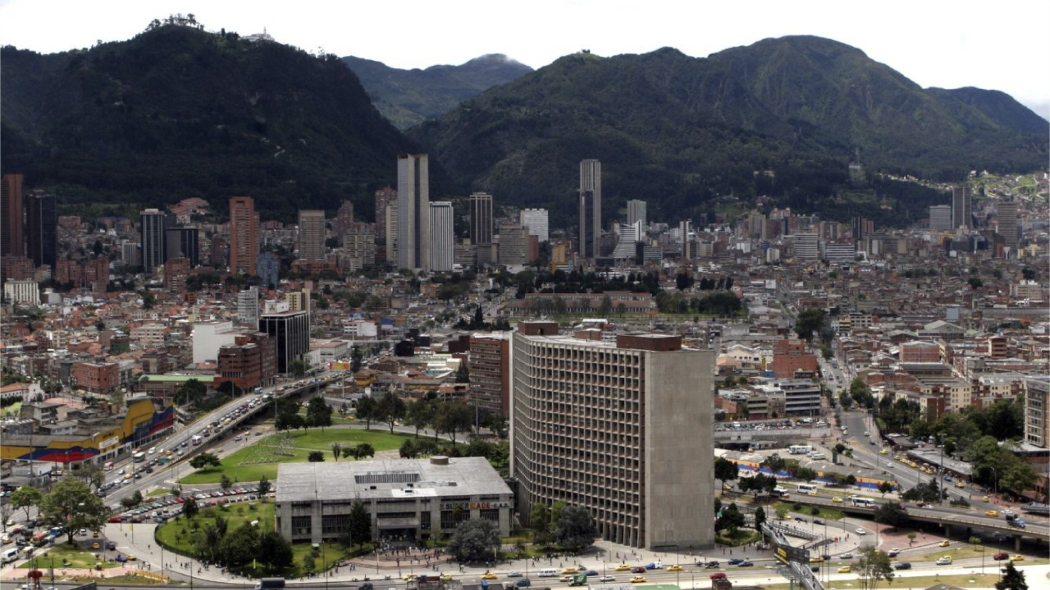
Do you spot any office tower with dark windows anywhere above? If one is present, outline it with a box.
[952,186,972,229]
[165,226,200,267]
[26,193,57,270]
[139,209,167,273]
[511,323,715,549]
[297,210,326,260]
[229,196,260,275]
[469,192,494,247]
[997,199,1019,248]
[260,310,310,374]
[627,199,647,229]
[578,159,602,259]
[397,154,431,271]
[429,201,454,272]
[1,173,25,258]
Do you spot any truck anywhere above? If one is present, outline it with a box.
[254,578,285,590]
[569,574,588,586]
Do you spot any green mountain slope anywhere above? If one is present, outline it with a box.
[1,24,421,220]
[343,54,533,129]
[410,36,1048,226]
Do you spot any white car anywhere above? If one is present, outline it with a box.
[935,556,952,566]
[599,576,616,583]
[855,528,868,535]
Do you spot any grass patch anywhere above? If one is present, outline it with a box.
[715,528,761,547]
[21,543,120,570]
[146,488,173,498]
[774,501,845,521]
[180,428,411,484]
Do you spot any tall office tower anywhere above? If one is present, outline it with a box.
[26,193,57,270]
[679,220,693,260]
[929,205,953,231]
[792,233,819,260]
[1,173,25,258]
[429,201,454,272]
[384,201,399,263]
[578,159,602,259]
[259,310,310,374]
[297,210,326,260]
[139,209,167,273]
[951,186,972,229]
[511,323,715,549]
[851,216,874,241]
[519,208,549,243]
[237,286,260,329]
[469,333,511,417]
[229,196,260,275]
[374,187,396,244]
[469,192,494,246]
[626,199,647,229]
[397,154,431,270]
[165,226,200,267]
[997,199,1020,248]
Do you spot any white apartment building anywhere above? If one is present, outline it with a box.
[3,279,39,306]
[519,208,549,243]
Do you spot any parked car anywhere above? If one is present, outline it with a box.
[893,562,912,570]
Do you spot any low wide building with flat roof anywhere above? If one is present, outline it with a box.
[275,456,512,544]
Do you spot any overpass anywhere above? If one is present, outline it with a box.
[714,427,832,447]
[781,493,1050,548]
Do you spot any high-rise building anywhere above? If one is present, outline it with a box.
[259,310,310,374]
[384,201,399,264]
[26,193,57,271]
[1024,377,1048,449]
[1,173,25,258]
[468,192,494,247]
[237,287,260,329]
[332,200,355,236]
[163,257,191,293]
[626,199,647,229]
[519,208,549,243]
[611,222,642,259]
[3,279,39,306]
[679,220,692,260]
[229,196,260,276]
[257,251,279,289]
[297,210,326,260]
[429,201,454,272]
[470,333,511,417]
[342,222,376,270]
[792,233,819,261]
[511,323,715,549]
[951,186,972,229]
[374,187,396,241]
[497,223,535,266]
[997,199,1019,248]
[578,159,602,259]
[929,205,953,231]
[397,154,430,270]
[851,216,874,241]
[165,226,200,267]
[139,209,167,273]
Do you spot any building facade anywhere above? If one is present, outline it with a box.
[140,209,167,273]
[260,310,310,374]
[951,186,972,230]
[1,173,25,258]
[26,193,57,271]
[929,205,952,231]
[627,200,647,229]
[397,154,431,271]
[229,196,260,276]
[3,279,39,306]
[469,333,511,417]
[469,192,494,247]
[511,323,715,549]
[578,159,602,259]
[298,210,327,260]
[429,201,454,272]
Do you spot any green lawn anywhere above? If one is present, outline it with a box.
[716,528,761,547]
[180,428,411,484]
[774,501,845,521]
[21,543,120,570]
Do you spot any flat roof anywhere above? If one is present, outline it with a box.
[142,375,216,383]
[275,456,512,503]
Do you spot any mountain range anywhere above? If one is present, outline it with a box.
[2,28,1046,227]
[343,54,532,129]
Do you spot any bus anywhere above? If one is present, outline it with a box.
[797,483,818,495]
[191,435,203,445]
[850,495,876,507]
[537,569,558,578]
[132,451,146,463]
[789,445,813,455]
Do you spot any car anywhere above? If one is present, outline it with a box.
[359,584,374,590]
[402,575,416,582]
[599,576,616,583]
[936,556,952,566]
[515,580,530,588]
[90,542,100,550]
[631,566,646,574]
[645,563,662,570]
[629,577,647,584]
[562,568,580,574]
[809,556,824,564]
[559,576,573,583]
[506,572,523,578]
[702,561,720,569]
[737,561,754,567]
[840,553,853,560]
[1010,555,1025,563]
[938,540,950,547]
[855,528,868,535]
[482,573,499,581]
[887,548,900,557]
[585,571,598,577]
[813,519,824,526]
[837,566,851,574]
[727,559,743,566]
[667,565,683,572]
[985,510,999,517]
[440,575,454,582]
[832,497,844,503]
[105,541,116,551]
[893,562,912,570]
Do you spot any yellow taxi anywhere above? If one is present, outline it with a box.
[630,577,647,584]
[667,565,684,573]
[982,496,990,502]
[938,540,950,547]
[562,568,581,575]
[90,542,101,550]
[955,480,965,488]
[809,556,824,564]
[879,449,889,455]
[404,575,417,582]
[440,574,454,582]
[1010,555,1025,563]
[837,566,852,574]
[482,573,499,581]
[985,510,1000,518]
[615,564,633,572]
[832,497,844,503]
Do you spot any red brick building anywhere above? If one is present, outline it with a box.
[899,341,941,363]
[164,257,191,293]
[469,333,511,417]
[72,361,120,393]
[771,339,819,379]
[217,333,277,391]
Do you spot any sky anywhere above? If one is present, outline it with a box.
[2,0,1049,119]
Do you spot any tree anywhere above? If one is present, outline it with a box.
[714,457,738,491]
[183,497,199,519]
[968,277,984,290]
[189,453,221,469]
[40,478,108,543]
[754,506,767,530]
[351,443,374,460]
[877,481,895,497]
[795,308,826,341]
[306,396,332,429]
[377,391,407,433]
[307,451,324,462]
[289,360,308,378]
[220,474,233,491]
[121,490,143,509]
[11,486,43,521]
[256,531,294,574]
[219,523,260,569]
[529,503,552,544]
[351,345,364,372]
[448,519,501,562]
[175,378,207,406]
[455,362,470,383]
[341,500,372,546]
[775,505,789,520]
[331,443,342,461]
[72,463,105,492]
[434,401,473,442]
[906,532,917,546]
[405,399,435,437]
[675,273,694,291]
[856,547,894,590]
[714,503,746,534]
[554,505,597,553]
[996,561,1028,590]
[874,502,906,528]
[355,396,378,430]
[257,476,272,496]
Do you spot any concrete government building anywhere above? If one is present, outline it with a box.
[275,456,512,544]
[511,322,715,549]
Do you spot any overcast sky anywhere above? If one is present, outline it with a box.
[2,0,1048,118]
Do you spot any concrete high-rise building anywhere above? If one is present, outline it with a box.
[951,186,972,229]
[470,333,511,417]
[497,223,535,266]
[165,226,200,267]
[997,200,1020,248]
[397,154,430,270]
[26,193,57,271]
[342,222,376,270]
[1024,377,1048,449]
[229,196,260,276]
[792,233,819,261]
[469,192,494,246]
[1,173,25,258]
[237,287,260,329]
[384,201,399,264]
[519,208,549,243]
[611,222,642,259]
[163,257,191,293]
[297,210,326,260]
[679,220,693,260]
[929,205,953,231]
[3,279,39,306]
[627,199,647,229]
[578,159,602,259]
[374,187,396,245]
[260,310,310,374]
[429,201,454,272]
[139,209,167,273]
[511,323,715,549]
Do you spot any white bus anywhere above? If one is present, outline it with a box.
[789,445,813,455]
[191,434,203,445]
[132,451,146,463]
[797,483,818,495]
[850,495,876,507]
[537,569,558,578]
